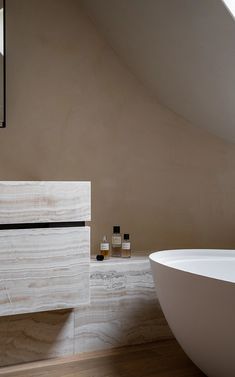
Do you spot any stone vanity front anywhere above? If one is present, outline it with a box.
[0,181,172,367]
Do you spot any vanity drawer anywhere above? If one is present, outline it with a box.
[0,181,91,316]
[0,226,90,316]
[0,181,91,223]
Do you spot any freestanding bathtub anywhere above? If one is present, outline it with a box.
[149,249,235,377]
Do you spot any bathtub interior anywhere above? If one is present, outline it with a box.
[149,249,235,283]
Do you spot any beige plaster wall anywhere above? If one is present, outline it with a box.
[1,0,235,253]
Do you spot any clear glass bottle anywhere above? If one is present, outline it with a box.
[121,234,131,258]
[99,235,110,260]
[111,226,122,257]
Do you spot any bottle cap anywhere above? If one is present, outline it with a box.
[124,234,129,240]
[96,254,104,261]
[102,235,107,242]
[113,226,120,233]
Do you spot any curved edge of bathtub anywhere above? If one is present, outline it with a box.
[149,250,235,377]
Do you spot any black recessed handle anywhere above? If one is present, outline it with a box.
[0,221,85,230]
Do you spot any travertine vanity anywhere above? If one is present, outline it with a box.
[0,181,172,368]
[0,181,91,316]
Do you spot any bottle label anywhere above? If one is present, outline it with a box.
[122,242,130,250]
[100,243,109,251]
[112,235,121,247]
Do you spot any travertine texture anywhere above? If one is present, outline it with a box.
[0,181,91,316]
[0,181,91,223]
[74,258,172,353]
[0,257,172,367]
[0,226,90,316]
[0,310,74,367]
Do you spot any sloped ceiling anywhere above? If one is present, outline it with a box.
[81,0,235,142]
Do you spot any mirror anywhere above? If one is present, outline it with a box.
[0,0,5,127]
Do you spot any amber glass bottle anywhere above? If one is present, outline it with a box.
[100,235,110,259]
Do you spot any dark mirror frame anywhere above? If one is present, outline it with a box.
[0,0,5,128]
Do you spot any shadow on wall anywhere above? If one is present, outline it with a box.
[0,309,74,367]
[3,0,235,252]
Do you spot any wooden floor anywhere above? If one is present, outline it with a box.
[0,340,205,377]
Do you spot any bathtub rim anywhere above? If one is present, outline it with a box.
[149,249,235,285]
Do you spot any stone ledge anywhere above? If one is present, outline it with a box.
[75,253,173,354]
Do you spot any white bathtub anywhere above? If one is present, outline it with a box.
[149,249,235,377]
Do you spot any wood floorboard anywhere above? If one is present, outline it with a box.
[0,340,205,377]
